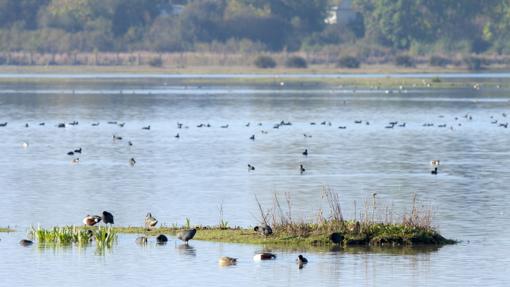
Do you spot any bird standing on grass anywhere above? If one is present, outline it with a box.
[102,211,114,225]
[254,224,273,236]
[83,215,102,226]
[145,213,158,229]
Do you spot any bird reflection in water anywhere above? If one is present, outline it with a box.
[176,243,196,256]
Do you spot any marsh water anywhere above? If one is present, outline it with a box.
[0,76,509,286]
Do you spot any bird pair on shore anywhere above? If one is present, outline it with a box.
[83,211,114,226]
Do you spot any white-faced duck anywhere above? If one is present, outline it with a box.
[145,212,158,229]
[19,239,33,247]
[156,234,168,244]
[177,228,197,244]
[254,224,272,236]
[219,256,237,266]
[136,236,148,245]
[253,252,276,261]
[248,164,255,171]
[129,158,136,167]
[431,167,438,175]
[83,215,102,226]
[142,125,150,130]
[22,142,29,149]
[431,160,440,167]
[302,149,308,156]
[102,211,114,225]
[300,164,306,174]
[71,158,80,164]
[249,134,255,140]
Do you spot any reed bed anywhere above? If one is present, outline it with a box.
[29,226,117,248]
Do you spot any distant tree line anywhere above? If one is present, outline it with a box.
[0,0,509,57]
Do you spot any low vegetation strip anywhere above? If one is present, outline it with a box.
[0,227,14,232]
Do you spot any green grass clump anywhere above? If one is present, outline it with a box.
[29,225,117,248]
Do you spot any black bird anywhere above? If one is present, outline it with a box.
[338,126,347,129]
[175,133,180,138]
[57,123,66,128]
[39,122,45,126]
[0,122,7,127]
[177,122,183,129]
[91,122,100,126]
[177,228,197,244]
[113,135,122,140]
[19,239,33,246]
[221,124,229,128]
[67,151,75,156]
[102,211,114,225]
[300,164,306,174]
[118,122,125,127]
[197,124,204,128]
[74,147,82,153]
[129,158,136,167]
[249,134,255,140]
[128,141,133,146]
[354,120,362,124]
[296,254,308,267]
[25,123,29,128]
[329,232,344,244]
[431,167,438,175]
[254,224,272,236]
[142,125,150,130]
[302,149,308,156]
[248,164,255,171]
[245,122,250,127]
[156,234,168,244]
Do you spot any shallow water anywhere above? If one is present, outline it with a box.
[0,78,509,286]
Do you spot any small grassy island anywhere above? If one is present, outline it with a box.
[11,192,455,249]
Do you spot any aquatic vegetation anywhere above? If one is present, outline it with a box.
[29,226,117,248]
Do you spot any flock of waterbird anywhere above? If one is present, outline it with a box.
[6,110,508,175]
[16,210,307,267]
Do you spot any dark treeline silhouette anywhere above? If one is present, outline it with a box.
[0,0,509,58]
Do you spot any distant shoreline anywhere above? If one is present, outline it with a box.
[0,65,508,89]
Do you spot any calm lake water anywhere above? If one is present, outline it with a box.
[0,76,509,286]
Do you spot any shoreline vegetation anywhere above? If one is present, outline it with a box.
[4,191,456,248]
